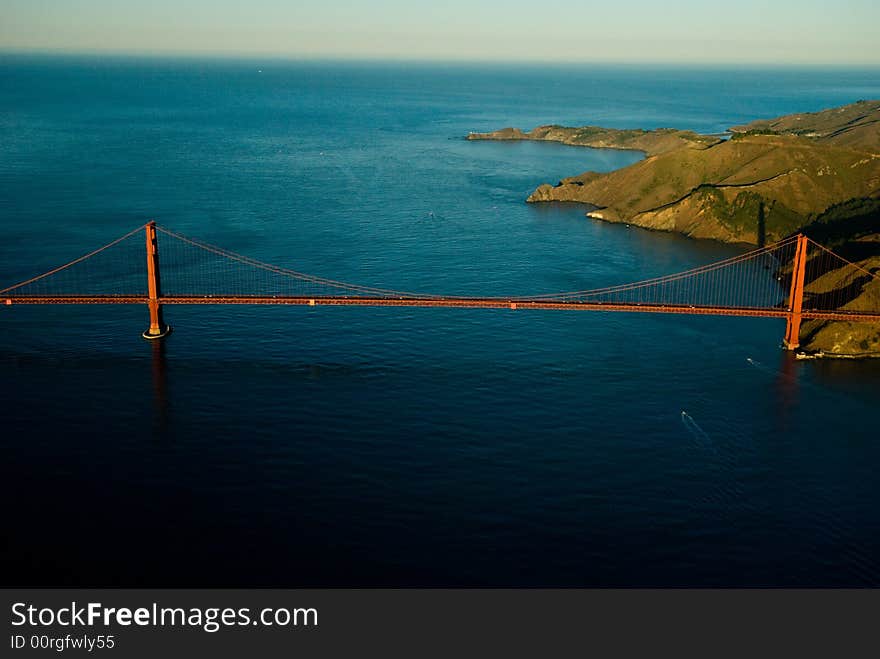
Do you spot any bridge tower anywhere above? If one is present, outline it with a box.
[142,221,172,340]
[783,233,808,350]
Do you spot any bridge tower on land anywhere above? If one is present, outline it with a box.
[783,233,808,350]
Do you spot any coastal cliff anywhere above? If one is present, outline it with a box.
[470,100,880,356]
[527,133,879,243]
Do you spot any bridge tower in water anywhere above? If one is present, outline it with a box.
[143,221,171,340]
[4,223,877,350]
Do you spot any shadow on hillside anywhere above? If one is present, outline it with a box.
[800,197,880,259]
[803,274,874,310]
[773,198,880,308]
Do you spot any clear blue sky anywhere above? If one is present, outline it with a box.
[2,0,878,65]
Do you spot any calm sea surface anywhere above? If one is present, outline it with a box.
[1,56,879,586]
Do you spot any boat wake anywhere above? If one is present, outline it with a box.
[680,410,714,450]
[745,356,770,372]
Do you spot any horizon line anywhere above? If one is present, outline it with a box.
[2,48,880,70]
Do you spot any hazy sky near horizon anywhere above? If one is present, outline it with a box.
[2,0,878,66]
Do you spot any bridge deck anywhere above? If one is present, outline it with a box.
[5,295,880,322]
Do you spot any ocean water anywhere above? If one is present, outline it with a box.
[1,56,879,586]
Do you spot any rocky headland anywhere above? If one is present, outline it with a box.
[469,100,880,356]
[467,125,720,156]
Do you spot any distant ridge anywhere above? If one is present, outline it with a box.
[731,99,880,152]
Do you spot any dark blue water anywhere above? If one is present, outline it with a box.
[2,56,879,586]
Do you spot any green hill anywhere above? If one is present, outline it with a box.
[472,100,880,245]
[526,133,880,243]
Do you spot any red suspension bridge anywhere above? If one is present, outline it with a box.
[2,222,879,349]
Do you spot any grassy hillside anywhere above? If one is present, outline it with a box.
[527,133,880,242]
[515,102,880,245]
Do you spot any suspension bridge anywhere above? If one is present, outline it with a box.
[2,222,879,349]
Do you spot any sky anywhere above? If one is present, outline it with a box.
[1,0,878,66]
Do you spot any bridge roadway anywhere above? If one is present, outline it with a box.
[5,295,880,322]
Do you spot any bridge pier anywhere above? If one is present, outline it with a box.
[783,234,808,350]
[142,221,172,340]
